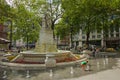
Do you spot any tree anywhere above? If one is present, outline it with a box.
[55,19,69,39]
[62,0,95,47]
[43,0,62,39]
[11,0,41,49]
[0,0,14,24]
[62,0,120,47]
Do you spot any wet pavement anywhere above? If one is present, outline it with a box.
[63,58,120,80]
[0,53,119,80]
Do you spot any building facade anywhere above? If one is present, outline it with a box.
[73,27,120,49]
[0,24,9,49]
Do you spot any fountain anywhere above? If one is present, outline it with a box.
[85,64,90,71]
[97,61,100,70]
[49,69,53,77]
[105,56,108,65]
[103,59,106,68]
[35,26,57,53]
[70,66,74,74]
[26,70,30,78]
[2,71,7,79]
[0,18,87,70]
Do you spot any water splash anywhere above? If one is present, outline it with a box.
[49,69,53,77]
[97,61,100,70]
[103,59,106,68]
[105,56,109,65]
[70,66,74,74]
[26,70,30,78]
[85,65,90,71]
[2,71,7,79]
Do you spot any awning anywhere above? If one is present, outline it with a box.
[0,37,10,43]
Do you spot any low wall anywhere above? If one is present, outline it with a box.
[0,57,87,70]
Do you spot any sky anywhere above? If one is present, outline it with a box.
[5,0,53,6]
[5,0,13,6]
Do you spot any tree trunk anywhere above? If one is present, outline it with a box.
[86,17,90,49]
[51,22,55,39]
[86,32,90,48]
[70,26,73,48]
[53,29,55,40]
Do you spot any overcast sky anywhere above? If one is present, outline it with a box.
[5,0,12,5]
[5,0,53,6]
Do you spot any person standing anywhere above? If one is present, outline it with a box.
[92,48,96,58]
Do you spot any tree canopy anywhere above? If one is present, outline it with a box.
[61,0,120,46]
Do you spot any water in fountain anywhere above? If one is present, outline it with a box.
[26,70,30,78]
[2,70,7,79]
[70,66,74,74]
[49,69,53,77]
[85,64,90,71]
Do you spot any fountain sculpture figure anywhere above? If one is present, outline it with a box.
[35,25,57,53]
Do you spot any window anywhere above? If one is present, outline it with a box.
[116,33,119,37]
[105,34,109,37]
[110,33,114,37]
[92,35,95,39]
[97,35,101,38]
[110,26,114,33]
[97,30,101,33]
[82,36,85,39]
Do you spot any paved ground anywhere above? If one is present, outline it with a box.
[62,58,120,80]
[62,68,120,80]
[0,52,119,80]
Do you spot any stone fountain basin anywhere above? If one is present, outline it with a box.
[0,57,87,70]
[0,50,87,70]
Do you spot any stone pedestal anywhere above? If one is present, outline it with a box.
[45,54,56,67]
[35,27,57,53]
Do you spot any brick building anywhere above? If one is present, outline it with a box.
[0,24,10,49]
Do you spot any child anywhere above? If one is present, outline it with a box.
[81,60,89,71]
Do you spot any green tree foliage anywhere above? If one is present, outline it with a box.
[41,0,62,39]
[55,20,69,39]
[0,0,14,23]
[62,0,120,47]
[12,1,41,43]
[14,0,62,40]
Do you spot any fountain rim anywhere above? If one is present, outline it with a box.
[0,57,88,70]
[20,50,72,55]
[0,50,88,70]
